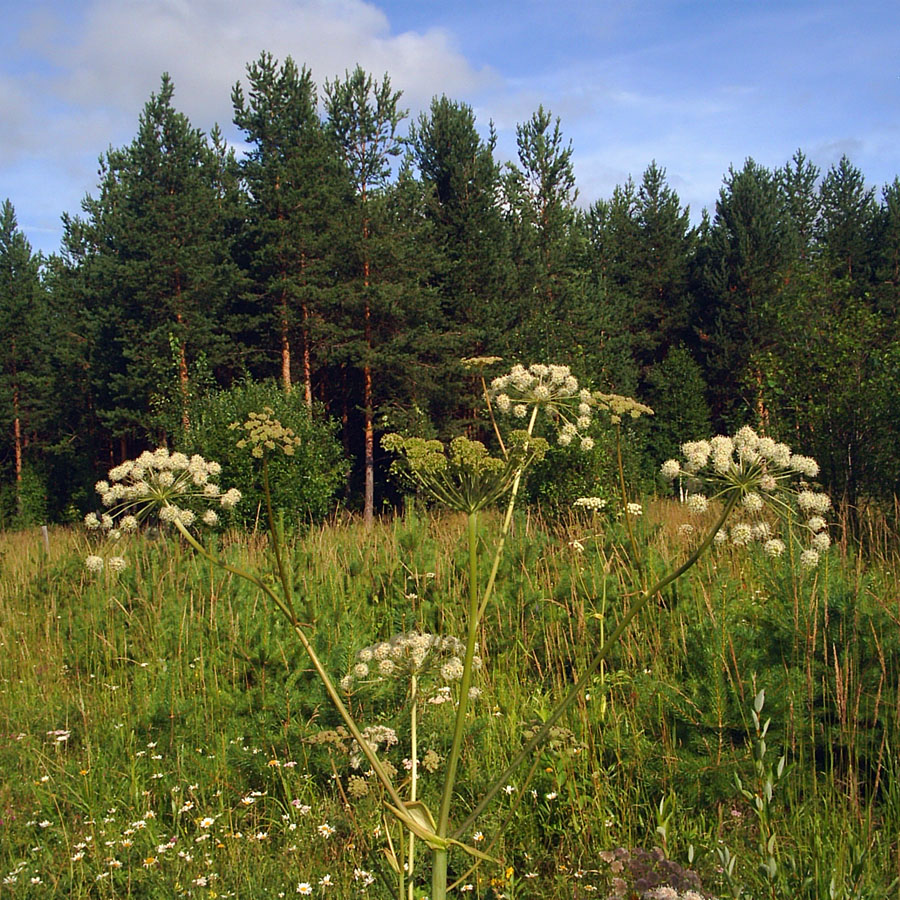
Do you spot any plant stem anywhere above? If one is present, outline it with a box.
[432,510,480,900]
[477,405,538,621]
[615,424,646,592]
[408,673,418,900]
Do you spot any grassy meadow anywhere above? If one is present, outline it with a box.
[1,503,899,898]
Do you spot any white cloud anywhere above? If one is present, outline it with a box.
[40,0,493,130]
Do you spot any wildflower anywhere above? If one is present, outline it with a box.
[199,817,215,828]
[573,496,606,511]
[764,539,786,558]
[660,459,681,480]
[800,549,820,569]
[84,448,238,540]
[319,874,333,887]
[663,425,831,560]
[108,556,127,573]
[85,555,104,573]
[382,431,547,514]
[422,749,442,773]
[473,831,484,843]
[811,532,831,552]
[297,883,313,895]
[742,491,764,513]
[626,502,642,517]
[441,657,464,682]
[685,493,709,515]
[594,391,654,426]
[317,823,335,838]
[490,363,595,446]
[231,408,302,458]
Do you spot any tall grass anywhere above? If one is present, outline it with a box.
[1,505,898,898]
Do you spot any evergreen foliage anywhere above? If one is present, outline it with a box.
[5,56,900,521]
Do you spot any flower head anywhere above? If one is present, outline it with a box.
[490,363,596,448]
[84,448,236,532]
[664,425,830,566]
[230,407,301,458]
[382,432,547,514]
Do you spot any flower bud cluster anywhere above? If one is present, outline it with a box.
[490,364,596,451]
[382,432,547,513]
[593,392,654,426]
[340,631,482,694]
[230,407,301,457]
[661,425,831,567]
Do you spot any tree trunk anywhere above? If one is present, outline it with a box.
[281,288,292,394]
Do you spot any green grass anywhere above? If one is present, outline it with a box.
[1,506,898,898]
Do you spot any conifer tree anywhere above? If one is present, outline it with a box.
[233,54,347,403]
[65,75,242,451]
[777,149,821,261]
[817,154,876,282]
[503,106,579,359]
[0,200,49,517]
[699,159,792,426]
[407,96,514,426]
[324,66,406,526]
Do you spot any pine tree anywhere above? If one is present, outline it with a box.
[64,75,241,452]
[408,96,512,353]
[407,96,514,426]
[324,66,406,527]
[233,53,347,402]
[503,106,579,359]
[699,158,792,426]
[0,200,52,519]
[817,154,876,281]
[777,149,820,261]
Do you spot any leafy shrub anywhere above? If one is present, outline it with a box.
[183,379,347,526]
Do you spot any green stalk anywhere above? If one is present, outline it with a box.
[170,517,407,814]
[615,424,646,592]
[407,674,418,900]
[456,492,739,838]
[432,509,480,900]
[477,404,538,621]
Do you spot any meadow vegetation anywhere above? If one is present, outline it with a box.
[2,490,898,897]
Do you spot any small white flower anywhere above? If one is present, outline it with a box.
[763,539,786,558]
[660,459,681,480]
[800,549,820,569]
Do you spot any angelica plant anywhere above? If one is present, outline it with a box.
[659,425,832,568]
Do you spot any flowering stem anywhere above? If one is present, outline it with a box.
[615,424,646,592]
[170,518,407,814]
[432,509,481,900]
[455,492,739,838]
[477,404,538,621]
[261,454,295,616]
[408,674,418,900]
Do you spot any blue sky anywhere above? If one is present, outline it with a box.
[3,0,899,256]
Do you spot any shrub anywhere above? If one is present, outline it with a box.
[182,379,347,526]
